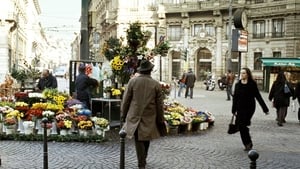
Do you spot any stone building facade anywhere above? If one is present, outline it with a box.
[0,0,48,81]
[89,0,300,83]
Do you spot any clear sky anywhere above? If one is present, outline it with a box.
[38,0,81,42]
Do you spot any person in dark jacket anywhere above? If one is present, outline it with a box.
[75,64,98,109]
[36,69,57,91]
[293,81,300,123]
[184,68,196,99]
[232,67,269,151]
[269,71,295,126]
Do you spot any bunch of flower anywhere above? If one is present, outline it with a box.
[111,88,122,96]
[45,103,63,112]
[160,82,171,98]
[15,102,29,112]
[14,92,29,100]
[42,110,55,121]
[72,115,88,123]
[164,112,183,126]
[5,109,23,120]
[53,95,68,107]
[180,116,193,124]
[42,88,69,107]
[56,119,72,129]
[55,112,70,121]
[28,92,44,98]
[110,55,124,72]
[77,120,93,130]
[24,109,43,119]
[42,88,60,100]
[91,117,109,129]
[4,117,17,126]
[31,102,48,110]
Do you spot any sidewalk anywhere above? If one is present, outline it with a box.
[0,87,299,169]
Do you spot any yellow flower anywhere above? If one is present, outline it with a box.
[110,55,124,71]
[63,120,72,129]
[111,88,122,96]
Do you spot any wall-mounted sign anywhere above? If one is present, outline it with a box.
[232,29,248,52]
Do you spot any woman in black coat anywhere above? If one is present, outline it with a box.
[232,68,269,151]
[269,71,294,126]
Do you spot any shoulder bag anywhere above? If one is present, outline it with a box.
[227,115,239,134]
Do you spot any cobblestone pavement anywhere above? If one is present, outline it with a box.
[1,87,300,169]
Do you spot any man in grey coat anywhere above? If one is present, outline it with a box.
[121,60,165,169]
[185,68,196,99]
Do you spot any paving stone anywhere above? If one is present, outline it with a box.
[0,88,299,168]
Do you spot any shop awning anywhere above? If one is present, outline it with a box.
[260,57,300,67]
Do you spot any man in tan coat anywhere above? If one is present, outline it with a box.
[121,60,165,169]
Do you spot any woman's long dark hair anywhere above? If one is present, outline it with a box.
[275,71,286,84]
[242,67,255,82]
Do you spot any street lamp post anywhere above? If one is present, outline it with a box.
[160,54,162,81]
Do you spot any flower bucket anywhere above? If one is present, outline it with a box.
[5,125,16,135]
[60,129,69,136]
[178,124,188,134]
[200,122,208,130]
[17,119,25,134]
[191,122,200,132]
[79,129,88,137]
[23,121,34,135]
[168,125,179,135]
[104,92,111,99]
[51,121,58,135]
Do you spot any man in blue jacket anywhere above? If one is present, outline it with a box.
[75,64,98,109]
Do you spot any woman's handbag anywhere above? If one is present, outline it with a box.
[227,115,239,134]
[284,82,292,96]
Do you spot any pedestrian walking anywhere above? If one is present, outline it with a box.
[121,60,166,169]
[184,68,196,99]
[293,81,300,124]
[269,71,294,126]
[35,69,57,92]
[226,69,235,101]
[75,64,98,109]
[232,67,269,151]
[178,70,186,97]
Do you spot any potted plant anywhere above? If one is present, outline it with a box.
[91,117,109,137]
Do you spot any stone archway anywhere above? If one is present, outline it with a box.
[196,47,212,81]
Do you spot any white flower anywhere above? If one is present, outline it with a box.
[42,110,55,117]
[28,93,44,98]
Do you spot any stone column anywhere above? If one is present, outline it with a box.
[215,26,222,76]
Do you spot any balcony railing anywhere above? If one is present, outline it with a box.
[272,32,284,38]
[253,33,265,39]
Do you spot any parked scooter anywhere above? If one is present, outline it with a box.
[217,75,227,90]
[204,73,216,91]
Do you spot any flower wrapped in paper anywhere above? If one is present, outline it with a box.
[91,117,110,130]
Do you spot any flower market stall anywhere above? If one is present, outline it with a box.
[0,88,110,142]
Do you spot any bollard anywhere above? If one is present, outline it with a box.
[248,149,259,169]
[42,117,49,169]
[119,129,127,169]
